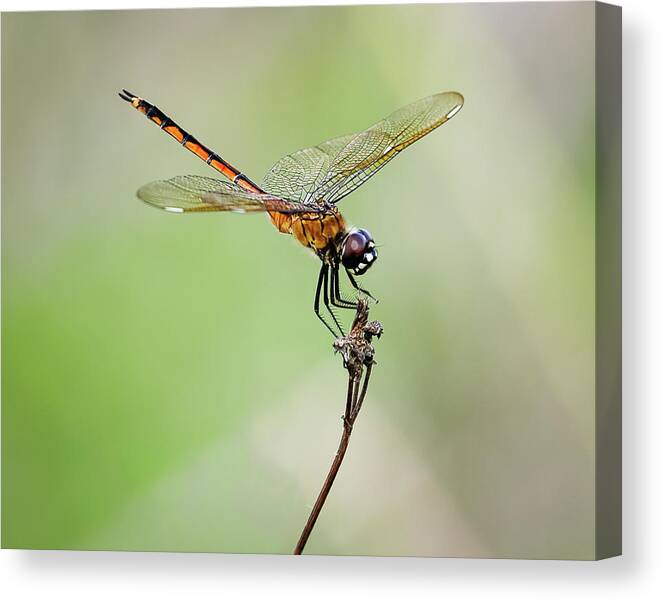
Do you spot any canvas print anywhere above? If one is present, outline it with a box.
[1,1,621,559]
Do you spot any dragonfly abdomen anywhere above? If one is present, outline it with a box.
[119,90,262,194]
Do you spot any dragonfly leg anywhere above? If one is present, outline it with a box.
[314,264,342,337]
[346,270,379,303]
[330,266,358,310]
[323,264,345,337]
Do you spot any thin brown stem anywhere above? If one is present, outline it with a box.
[351,363,372,421]
[344,375,355,422]
[293,299,382,555]
[293,377,355,555]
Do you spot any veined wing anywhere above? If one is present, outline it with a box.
[262,91,463,205]
[137,175,323,214]
[262,133,355,203]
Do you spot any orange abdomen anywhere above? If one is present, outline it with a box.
[269,209,347,255]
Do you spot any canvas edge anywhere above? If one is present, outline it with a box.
[594,0,622,561]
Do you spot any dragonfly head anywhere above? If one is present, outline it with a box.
[341,228,378,276]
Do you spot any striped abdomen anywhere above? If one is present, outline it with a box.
[120,90,347,254]
[119,90,262,193]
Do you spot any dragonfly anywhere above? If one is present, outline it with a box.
[119,89,463,337]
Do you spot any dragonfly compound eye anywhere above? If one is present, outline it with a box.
[341,229,378,276]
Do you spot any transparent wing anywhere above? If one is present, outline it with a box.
[136,175,323,214]
[262,91,463,205]
[261,134,355,203]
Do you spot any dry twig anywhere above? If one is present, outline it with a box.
[293,299,383,555]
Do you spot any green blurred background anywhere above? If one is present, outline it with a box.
[2,3,596,558]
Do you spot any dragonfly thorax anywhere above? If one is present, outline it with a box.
[341,228,378,276]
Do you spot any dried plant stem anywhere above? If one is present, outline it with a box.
[293,300,382,555]
[292,403,352,555]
